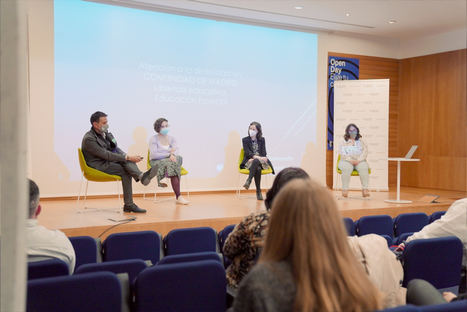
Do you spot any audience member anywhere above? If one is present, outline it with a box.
[27,179,76,273]
[223,167,309,288]
[231,179,382,312]
[348,234,406,307]
[398,198,467,292]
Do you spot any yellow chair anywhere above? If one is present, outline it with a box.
[144,150,189,201]
[237,148,273,197]
[336,154,371,190]
[77,148,122,207]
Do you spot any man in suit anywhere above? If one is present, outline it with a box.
[81,111,155,213]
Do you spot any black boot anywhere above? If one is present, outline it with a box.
[243,177,253,190]
[256,190,263,200]
[123,203,146,213]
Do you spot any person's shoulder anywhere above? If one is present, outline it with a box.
[242,136,250,142]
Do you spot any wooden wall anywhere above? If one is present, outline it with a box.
[326,52,400,188]
[326,49,467,192]
[398,49,466,191]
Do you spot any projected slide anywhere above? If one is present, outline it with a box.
[55,0,318,182]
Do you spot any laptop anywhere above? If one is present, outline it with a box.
[404,145,418,159]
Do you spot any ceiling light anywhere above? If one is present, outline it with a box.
[345,13,351,17]
[294,6,303,10]
[388,19,397,24]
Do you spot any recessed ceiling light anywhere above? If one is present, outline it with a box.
[388,19,397,24]
[345,13,351,17]
[294,6,303,10]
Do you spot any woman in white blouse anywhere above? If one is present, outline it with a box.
[338,123,370,198]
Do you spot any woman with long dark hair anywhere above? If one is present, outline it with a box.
[240,121,274,200]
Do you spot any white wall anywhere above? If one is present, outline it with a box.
[26,0,464,197]
[398,28,467,59]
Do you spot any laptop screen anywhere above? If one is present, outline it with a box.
[405,145,418,159]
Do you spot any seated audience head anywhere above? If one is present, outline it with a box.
[260,179,382,312]
[344,123,362,141]
[264,167,309,210]
[29,179,41,219]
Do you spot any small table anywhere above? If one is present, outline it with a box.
[385,157,420,204]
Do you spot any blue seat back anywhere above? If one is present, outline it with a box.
[218,224,235,250]
[343,217,356,236]
[75,259,147,285]
[420,300,467,312]
[164,227,218,256]
[69,236,101,271]
[380,234,393,247]
[28,259,69,280]
[103,230,162,264]
[27,271,121,312]
[429,211,446,223]
[394,213,429,237]
[378,304,419,311]
[402,236,463,291]
[135,260,226,312]
[158,251,222,265]
[218,224,236,268]
[395,232,414,245]
[356,215,394,238]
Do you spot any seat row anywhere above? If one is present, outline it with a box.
[28,259,226,312]
[343,211,446,245]
[28,261,467,312]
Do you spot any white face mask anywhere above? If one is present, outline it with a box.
[249,129,257,137]
[101,124,109,132]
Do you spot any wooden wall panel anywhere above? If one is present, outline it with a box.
[398,49,467,191]
[326,53,400,188]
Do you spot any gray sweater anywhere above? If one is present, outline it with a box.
[231,261,296,312]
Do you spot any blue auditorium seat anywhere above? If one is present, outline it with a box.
[219,224,236,268]
[69,235,101,271]
[356,215,394,238]
[429,211,446,223]
[393,213,429,237]
[394,232,414,245]
[378,304,419,311]
[402,236,463,293]
[420,300,467,312]
[343,217,356,236]
[103,230,162,265]
[75,258,148,285]
[28,259,69,280]
[158,251,222,265]
[27,271,121,312]
[134,260,226,312]
[218,224,236,250]
[164,226,218,256]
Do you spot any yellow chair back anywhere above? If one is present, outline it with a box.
[78,148,121,182]
[238,148,273,175]
[336,154,371,176]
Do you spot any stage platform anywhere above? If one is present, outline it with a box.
[39,187,466,240]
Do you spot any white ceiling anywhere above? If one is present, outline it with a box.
[105,0,467,39]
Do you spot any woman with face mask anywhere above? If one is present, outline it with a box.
[149,118,189,205]
[338,123,370,198]
[240,121,275,200]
